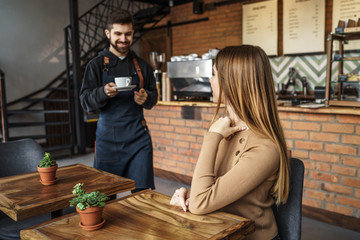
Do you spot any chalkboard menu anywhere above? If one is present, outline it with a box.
[242,0,278,56]
[283,0,325,54]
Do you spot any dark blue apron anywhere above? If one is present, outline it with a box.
[94,69,154,189]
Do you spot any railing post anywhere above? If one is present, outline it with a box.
[64,28,74,157]
[69,0,86,153]
[0,70,9,142]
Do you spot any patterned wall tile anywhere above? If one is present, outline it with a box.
[269,53,360,92]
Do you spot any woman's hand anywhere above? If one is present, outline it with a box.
[209,116,246,138]
[170,187,189,212]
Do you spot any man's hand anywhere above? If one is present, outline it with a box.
[134,88,148,105]
[170,187,189,212]
[104,82,119,98]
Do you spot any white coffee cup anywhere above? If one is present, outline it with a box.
[115,77,131,87]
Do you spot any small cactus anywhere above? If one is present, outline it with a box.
[39,152,56,168]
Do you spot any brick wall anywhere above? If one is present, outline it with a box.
[144,105,360,220]
[282,111,360,218]
[169,0,243,56]
[144,105,215,176]
[158,0,333,57]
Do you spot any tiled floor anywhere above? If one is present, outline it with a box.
[58,152,360,240]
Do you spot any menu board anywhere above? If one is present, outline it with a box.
[332,0,360,50]
[283,0,325,54]
[242,0,278,56]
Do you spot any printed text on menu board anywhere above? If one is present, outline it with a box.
[283,0,325,54]
[242,0,277,56]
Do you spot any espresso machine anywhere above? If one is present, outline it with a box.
[149,51,165,98]
[167,59,213,101]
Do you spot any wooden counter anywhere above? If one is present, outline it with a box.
[156,101,360,115]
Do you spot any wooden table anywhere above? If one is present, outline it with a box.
[20,190,255,240]
[0,164,135,221]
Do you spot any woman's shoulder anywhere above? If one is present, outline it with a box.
[242,129,275,144]
[239,130,279,158]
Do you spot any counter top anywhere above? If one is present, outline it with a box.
[157,101,218,107]
[277,105,360,115]
[157,101,360,116]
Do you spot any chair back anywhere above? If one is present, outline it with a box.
[0,138,47,239]
[272,158,305,240]
[0,138,44,178]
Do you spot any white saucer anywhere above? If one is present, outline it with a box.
[112,85,136,91]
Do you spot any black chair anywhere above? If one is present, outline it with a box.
[0,139,50,240]
[272,158,305,240]
[0,138,44,177]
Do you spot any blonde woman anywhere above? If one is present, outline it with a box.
[170,45,290,240]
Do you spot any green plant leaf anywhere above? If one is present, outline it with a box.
[39,152,56,168]
[77,202,86,210]
[69,183,109,210]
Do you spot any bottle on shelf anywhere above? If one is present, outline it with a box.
[301,76,308,96]
[285,67,296,95]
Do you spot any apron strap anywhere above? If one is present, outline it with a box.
[103,56,109,72]
[133,57,144,89]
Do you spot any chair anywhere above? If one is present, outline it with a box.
[272,158,305,240]
[0,138,44,177]
[0,138,49,240]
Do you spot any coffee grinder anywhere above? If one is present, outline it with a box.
[149,51,165,100]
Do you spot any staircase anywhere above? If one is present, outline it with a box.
[0,70,73,158]
[0,0,170,158]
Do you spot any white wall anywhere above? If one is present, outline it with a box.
[0,0,141,140]
[0,0,102,103]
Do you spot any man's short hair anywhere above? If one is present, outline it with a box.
[107,9,134,30]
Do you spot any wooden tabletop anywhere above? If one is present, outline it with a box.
[20,190,255,240]
[0,164,135,221]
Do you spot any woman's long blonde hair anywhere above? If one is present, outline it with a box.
[213,45,290,204]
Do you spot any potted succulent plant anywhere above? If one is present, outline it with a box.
[37,152,57,185]
[70,183,109,231]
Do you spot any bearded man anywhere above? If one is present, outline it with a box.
[80,9,158,193]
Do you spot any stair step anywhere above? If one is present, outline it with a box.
[51,151,73,159]
[44,144,73,152]
[7,110,70,114]
[48,87,68,91]
[9,133,72,140]
[22,98,69,102]
[8,121,71,127]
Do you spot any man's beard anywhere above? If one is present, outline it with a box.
[110,39,131,55]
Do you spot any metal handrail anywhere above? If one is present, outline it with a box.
[7,71,67,108]
[64,0,157,67]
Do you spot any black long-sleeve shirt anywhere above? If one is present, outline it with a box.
[80,48,157,112]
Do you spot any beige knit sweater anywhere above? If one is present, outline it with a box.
[189,130,280,240]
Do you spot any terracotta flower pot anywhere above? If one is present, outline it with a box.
[77,206,105,231]
[37,164,58,185]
